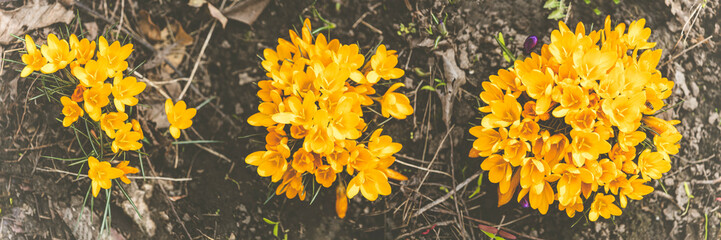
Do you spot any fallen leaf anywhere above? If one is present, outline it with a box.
[169,20,194,46]
[434,48,467,130]
[0,1,74,44]
[208,3,228,29]
[187,0,207,8]
[138,10,162,41]
[222,0,270,26]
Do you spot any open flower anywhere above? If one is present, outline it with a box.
[60,96,83,127]
[100,112,128,138]
[83,83,112,121]
[97,36,133,76]
[112,74,146,112]
[72,59,109,88]
[69,34,96,67]
[111,123,143,153]
[379,83,413,119]
[588,193,622,221]
[115,161,139,184]
[40,34,75,74]
[165,99,196,139]
[20,35,46,77]
[637,149,671,180]
[88,156,124,197]
[346,169,391,201]
[365,44,404,83]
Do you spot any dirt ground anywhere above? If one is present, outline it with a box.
[1,0,720,239]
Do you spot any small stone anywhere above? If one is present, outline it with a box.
[682,97,698,111]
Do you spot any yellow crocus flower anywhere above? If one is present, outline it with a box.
[588,193,622,221]
[111,123,143,153]
[20,35,46,77]
[87,156,124,198]
[165,99,196,139]
[60,96,83,127]
[111,74,146,112]
[99,112,128,138]
[97,36,133,76]
[83,83,112,121]
[40,34,76,74]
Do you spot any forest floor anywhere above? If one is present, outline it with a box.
[1,0,720,239]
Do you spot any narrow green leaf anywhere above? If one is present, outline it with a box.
[263,218,278,225]
[421,86,436,91]
[273,224,279,237]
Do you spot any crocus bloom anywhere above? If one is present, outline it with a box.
[60,96,83,127]
[88,156,124,197]
[40,34,76,74]
[365,44,404,83]
[72,59,109,88]
[71,84,86,102]
[637,149,671,180]
[346,169,391,201]
[83,83,112,121]
[245,151,288,182]
[97,36,133,76]
[20,35,46,77]
[380,83,413,119]
[112,74,146,112]
[131,119,144,139]
[100,112,128,138]
[111,123,143,153]
[69,34,96,67]
[335,184,348,219]
[165,99,196,139]
[588,193,622,221]
[115,161,139,184]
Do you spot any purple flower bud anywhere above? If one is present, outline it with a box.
[523,35,538,55]
[520,196,530,208]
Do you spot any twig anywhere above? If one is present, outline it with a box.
[35,167,192,181]
[660,35,713,67]
[413,125,454,198]
[395,220,455,240]
[360,21,383,35]
[692,176,721,185]
[413,170,481,217]
[177,0,227,100]
[132,71,172,99]
[394,159,451,177]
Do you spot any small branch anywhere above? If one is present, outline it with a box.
[178,0,227,100]
[692,176,721,185]
[661,35,713,67]
[413,170,482,217]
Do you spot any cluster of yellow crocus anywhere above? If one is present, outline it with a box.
[21,34,145,197]
[245,19,413,218]
[22,34,145,153]
[470,17,681,221]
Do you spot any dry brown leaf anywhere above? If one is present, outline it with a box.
[0,1,74,44]
[208,3,228,29]
[138,10,162,41]
[169,20,194,46]
[222,0,270,26]
[187,0,207,8]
